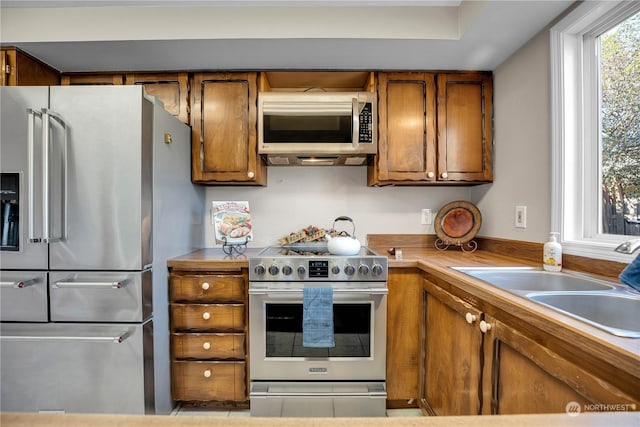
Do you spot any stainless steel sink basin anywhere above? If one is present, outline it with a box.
[528,293,640,338]
[452,267,616,292]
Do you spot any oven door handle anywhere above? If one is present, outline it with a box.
[248,288,388,296]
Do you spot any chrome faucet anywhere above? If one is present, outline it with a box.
[614,239,640,254]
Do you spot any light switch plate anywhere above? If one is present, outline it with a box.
[515,206,527,228]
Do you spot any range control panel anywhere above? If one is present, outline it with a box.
[249,256,388,282]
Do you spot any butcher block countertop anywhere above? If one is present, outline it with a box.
[3,412,640,427]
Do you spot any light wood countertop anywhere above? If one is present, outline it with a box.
[3,412,639,427]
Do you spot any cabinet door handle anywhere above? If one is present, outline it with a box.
[480,320,492,333]
[201,282,210,290]
[441,172,448,179]
[427,171,435,179]
[465,312,477,324]
[202,312,211,320]
[247,171,255,179]
[203,369,212,378]
[203,341,211,350]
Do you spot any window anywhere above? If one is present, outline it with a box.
[551,1,640,262]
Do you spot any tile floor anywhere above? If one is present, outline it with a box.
[172,405,423,418]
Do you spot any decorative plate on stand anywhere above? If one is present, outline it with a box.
[434,201,482,252]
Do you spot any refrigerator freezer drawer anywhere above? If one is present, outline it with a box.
[49,270,152,322]
[0,321,154,414]
[0,271,48,322]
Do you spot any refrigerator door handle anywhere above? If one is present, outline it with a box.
[0,328,133,344]
[41,108,68,244]
[0,278,39,288]
[52,279,129,289]
[27,108,42,243]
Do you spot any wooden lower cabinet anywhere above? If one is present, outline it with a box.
[421,279,483,415]
[420,275,639,416]
[169,270,248,403]
[483,316,637,415]
[386,268,422,406]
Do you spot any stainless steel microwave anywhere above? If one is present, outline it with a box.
[257,91,377,166]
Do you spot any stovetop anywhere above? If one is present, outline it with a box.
[259,245,378,258]
[249,245,388,282]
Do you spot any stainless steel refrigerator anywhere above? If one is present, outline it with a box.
[0,86,204,414]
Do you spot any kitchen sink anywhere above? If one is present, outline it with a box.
[452,267,616,292]
[528,292,640,338]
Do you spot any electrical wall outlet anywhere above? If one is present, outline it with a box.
[515,206,527,228]
[421,209,432,225]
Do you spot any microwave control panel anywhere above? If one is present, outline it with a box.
[358,103,373,143]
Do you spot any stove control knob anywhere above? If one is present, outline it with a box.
[297,266,306,276]
[358,264,370,275]
[372,264,384,276]
[331,265,341,275]
[268,265,280,276]
[344,264,356,276]
[254,264,266,276]
[282,265,293,276]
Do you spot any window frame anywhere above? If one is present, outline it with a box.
[550,0,640,262]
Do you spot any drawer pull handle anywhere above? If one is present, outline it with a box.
[202,312,211,320]
[0,278,38,288]
[201,282,210,290]
[203,341,211,350]
[203,369,212,378]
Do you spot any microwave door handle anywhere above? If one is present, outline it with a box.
[27,108,42,243]
[352,97,359,149]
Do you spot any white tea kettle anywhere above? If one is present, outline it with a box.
[326,216,361,256]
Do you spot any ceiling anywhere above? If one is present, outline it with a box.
[0,1,575,72]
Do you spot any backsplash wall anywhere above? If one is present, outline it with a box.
[204,166,472,248]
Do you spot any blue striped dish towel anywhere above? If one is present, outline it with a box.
[302,287,335,348]
[619,253,640,292]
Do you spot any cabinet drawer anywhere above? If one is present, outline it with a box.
[171,303,244,331]
[172,332,245,360]
[172,361,246,402]
[170,275,245,303]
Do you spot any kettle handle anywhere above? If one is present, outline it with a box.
[332,216,356,238]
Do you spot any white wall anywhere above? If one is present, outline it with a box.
[204,167,470,248]
[471,29,552,243]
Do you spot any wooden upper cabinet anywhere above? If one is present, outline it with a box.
[61,73,124,85]
[1,47,60,86]
[191,72,266,185]
[369,71,493,185]
[437,72,493,182]
[125,73,189,124]
[369,72,437,184]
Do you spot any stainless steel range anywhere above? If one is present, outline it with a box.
[248,245,388,417]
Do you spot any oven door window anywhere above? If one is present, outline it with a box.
[265,303,371,358]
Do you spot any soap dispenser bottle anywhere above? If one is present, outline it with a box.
[543,232,562,272]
